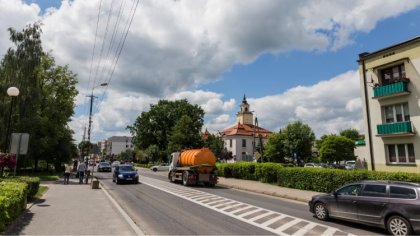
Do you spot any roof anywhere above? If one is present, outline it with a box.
[220,123,272,138]
[358,36,420,61]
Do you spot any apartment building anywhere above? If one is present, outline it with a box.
[358,36,420,173]
[103,136,134,156]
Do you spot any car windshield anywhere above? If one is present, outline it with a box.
[119,166,135,172]
[100,163,110,167]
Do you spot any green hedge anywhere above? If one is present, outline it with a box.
[1,177,40,200]
[0,182,27,232]
[217,163,420,193]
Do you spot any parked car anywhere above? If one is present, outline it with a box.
[308,180,420,235]
[304,163,322,168]
[345,160,356,170]
[111,161,120,168]
[112,164,139,184]
[150,163,169,172]
[97,162,111,172]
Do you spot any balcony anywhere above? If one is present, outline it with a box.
[376,121,414,137]
[373,81,410,100]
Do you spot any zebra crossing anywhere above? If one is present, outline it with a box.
[140,176,356,236]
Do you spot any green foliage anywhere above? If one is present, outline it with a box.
[144,145,166,163]
[1,176,40,199]
[0,24,78,170]
[264,132,287,162]
[216,163,420,193]
[204,133,224,158]
[0,181,27,232]
[282,121,315,162]
[255,163,284,183]
[319,136,355,163]
[168,115,204,153]
[339,128,362,141]
[128,99,204,153]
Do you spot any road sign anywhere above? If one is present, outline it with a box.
[10,133,29,155]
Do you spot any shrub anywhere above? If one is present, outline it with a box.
[0,182,27,232]
[255,163,283,183]
[1,177,40,200]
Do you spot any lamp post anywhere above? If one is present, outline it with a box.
[4,87,19,152]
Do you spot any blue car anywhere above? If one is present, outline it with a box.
[112,164,139,184]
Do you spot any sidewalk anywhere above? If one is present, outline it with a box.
[4,177,143,235]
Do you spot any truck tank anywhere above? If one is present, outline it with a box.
[179,148,216,173]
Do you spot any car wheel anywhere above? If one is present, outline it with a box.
[182,171,189,186]
[387,215,412,236]
[152,168,157,172]
[314,202,329,221]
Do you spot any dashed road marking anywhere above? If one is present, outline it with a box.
[140,176,356,236]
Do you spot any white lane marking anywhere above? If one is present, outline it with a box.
[141,176,356,236]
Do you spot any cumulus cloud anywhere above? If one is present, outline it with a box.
[246,70,364,137]
[1,0,419,142]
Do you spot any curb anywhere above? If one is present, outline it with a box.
[217,183,309,203]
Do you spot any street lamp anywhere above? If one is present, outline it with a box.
[4,87,19,152]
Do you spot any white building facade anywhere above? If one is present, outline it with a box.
[358,36,420,173]
[221,96,271,162]
[103,136,134,156]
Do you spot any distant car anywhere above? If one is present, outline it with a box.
[345,160,356,170]
[150,163,169,172]
[111,161,120,168]
[309,180,420,236]
[304,163,322,168]
[113,164,139,184]
[97,162,111,172]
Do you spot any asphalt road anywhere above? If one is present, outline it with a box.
[95,170,388,235]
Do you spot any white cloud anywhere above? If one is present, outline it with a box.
[247,70,363,137]
[1,0,419,143]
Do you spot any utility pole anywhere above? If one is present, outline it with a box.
[87,94,96,144]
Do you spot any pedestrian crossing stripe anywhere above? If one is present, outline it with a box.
[140,176,356,236]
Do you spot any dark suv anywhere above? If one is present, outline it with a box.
[309,180,420,236]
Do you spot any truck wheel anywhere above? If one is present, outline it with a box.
[182,171,189,186]
[168,171,175,183]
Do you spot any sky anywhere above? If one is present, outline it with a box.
[1,0,420,144]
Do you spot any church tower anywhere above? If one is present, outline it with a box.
[236,95,254,125]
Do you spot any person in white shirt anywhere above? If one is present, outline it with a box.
[77,161,87,184]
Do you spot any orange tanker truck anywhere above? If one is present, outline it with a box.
[168,148,218,187]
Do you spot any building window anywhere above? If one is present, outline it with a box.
[380,64,405,85]
[229,139,232,148]
[242,139,246,147]
[382,103,410,124]
[386,144,416,164]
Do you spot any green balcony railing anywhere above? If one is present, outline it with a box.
[373,81,409,98]
[377,121,413,136]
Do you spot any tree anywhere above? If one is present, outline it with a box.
[282,121,315,162]
[340,128,362,141]
[78,141,93,159]
[203,133,224,159]
[168,115,204,153]
[264,131,287,163]
[319,136,356,163]
[128,99,204,153]
[0,24,78,171]
[144,144,161,163]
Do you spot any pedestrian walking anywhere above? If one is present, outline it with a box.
[63,163,72,184]
[77,161,87,184]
